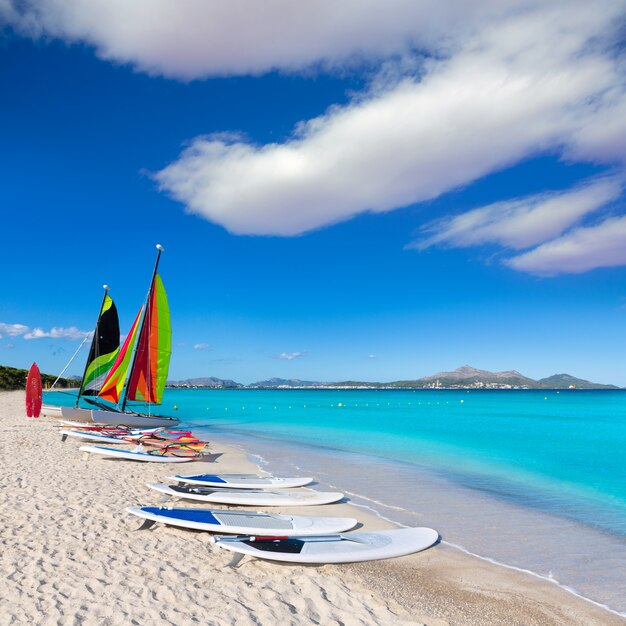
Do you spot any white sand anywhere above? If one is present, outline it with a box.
[1,391,622,625]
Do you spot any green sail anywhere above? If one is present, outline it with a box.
[81,295,120,395]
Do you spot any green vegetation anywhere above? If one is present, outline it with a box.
[0,364,79,391]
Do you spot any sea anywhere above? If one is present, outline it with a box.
[47,387,626,616]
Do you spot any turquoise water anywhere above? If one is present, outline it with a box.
[160,388,626,531]
[46,388,626,613]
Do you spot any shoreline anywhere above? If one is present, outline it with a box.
[3,390,624,625]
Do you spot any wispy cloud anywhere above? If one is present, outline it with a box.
[368,354,377,359]
[154,3,626,238]
[0,0,510,79]
[5,1,626,275]
[275,351,307,361]
[0,322,91,341]
[506,215,626,275]
[193,343,210,350]
[24,326,91,340]
[413,176,623,251]
[0,323,30,338]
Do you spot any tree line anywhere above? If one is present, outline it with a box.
[0,364,79,391]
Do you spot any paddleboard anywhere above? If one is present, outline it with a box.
[58,421,163,434]
[147,483,344,506]
[169,473,313,489]
[61,430,130,444]
[25,363,42,418]
[211,527,439,564]
[127,506,357,535]
[79,445,198,463]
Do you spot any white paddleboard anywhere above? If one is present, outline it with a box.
[211,527,439,564]
[79,445,198,463]
[147,483,344,506]
[169,473,313,489]
[127,506,357,535]
[58,421,163,434]
[61,430,129,444]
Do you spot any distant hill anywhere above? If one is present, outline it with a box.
[165,365,619,390]
[537,373,618,389]
[322,366,618,389]
[167,377,243,388]
[248,378,324,388]
[411,365,538,388]
[0,364,79,391]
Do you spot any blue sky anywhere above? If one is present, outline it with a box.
[2,1,626,385]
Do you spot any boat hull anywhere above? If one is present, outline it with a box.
[41,404,63,418]
[60,405,179,428]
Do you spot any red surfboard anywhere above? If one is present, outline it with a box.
[25,363,42,418]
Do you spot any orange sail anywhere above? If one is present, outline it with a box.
[98,307,143,404]
[125,274,171,405]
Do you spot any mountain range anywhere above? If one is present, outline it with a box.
[167,366,619,389]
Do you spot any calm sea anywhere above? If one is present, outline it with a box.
[47,388,626,615]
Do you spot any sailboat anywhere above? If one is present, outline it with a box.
[61,244,180,428]
[59,285,120,422]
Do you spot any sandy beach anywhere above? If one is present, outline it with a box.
[1,390,622,626]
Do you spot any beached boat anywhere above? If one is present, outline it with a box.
[57,284,121,423]
[62,245,179,428]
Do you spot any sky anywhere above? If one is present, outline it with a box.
[2,0,626,385]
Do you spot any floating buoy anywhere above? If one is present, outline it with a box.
[460,400,464,404]
[173,405,178,411]
[338,403,342,407]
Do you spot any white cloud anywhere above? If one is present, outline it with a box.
[0,322,30,338]
[0,0,521,79]
[368,354,377,359]
[0,322,91,340]
[155,2,626,236]
[506,215,626,275]
[275,352,306,361]
[414,176,623,251]
[4,1,626,274]
[193,343,210,350]
[24,326,91,340]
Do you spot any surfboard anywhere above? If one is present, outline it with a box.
[127,506,357,535]
[25,363,42,418]
[169,473,313,489]
[211,527,439,564]
[79,445,199,463]
[147,483,344,506]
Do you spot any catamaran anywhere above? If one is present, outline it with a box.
[60,244,179,428]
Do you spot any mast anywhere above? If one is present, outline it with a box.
[75,285,110,407]
[121,244,164,412]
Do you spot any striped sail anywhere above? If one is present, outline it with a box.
[98,306,143,404]
[126,274,171,405]
[81,295,120,395]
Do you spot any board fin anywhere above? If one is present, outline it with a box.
[224,552,245,568]
[135,518,157,531]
